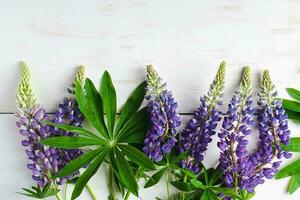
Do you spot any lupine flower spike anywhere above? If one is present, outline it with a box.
[218,66,255,195]
[51,65,85,183]
[16,63,86,194]
[248,70,291,190]
[179,61,226,173]
[16,62,61,188]
[143,65,181,162]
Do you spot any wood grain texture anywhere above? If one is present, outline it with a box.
[1,0,300,113]
[1,0,300,199]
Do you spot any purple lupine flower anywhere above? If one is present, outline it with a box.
[218,67,256,192]
[180,62,226,173]
[218,68,291,198]
[16,104,62,187]
[247,70,291,191]
[51,96,84,184]
[143,65,181,162]
[16,63,85,187]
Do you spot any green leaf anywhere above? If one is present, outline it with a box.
[101,71,117,136]
[211,187,242,200]
[287,88,300,101]
[174,151,189,163]
[40,136,103,149]
[42,120,103,140]
[207,189,220,200]
[115,81,146,134]
[171,181,195,192]
[281,137,300,152]
[71,151,107,200]
[75,81,108,138]
[118,144,155,170]
[276,159,300,179]
[84,78,109,138]
[191,179,206,189]
[144,168,167,188]
[180,168,197,179]
[282,99,300,112]
[285,109,300,123]
[200,190,209,200]
[288,173,300,194]
[117,107,150,143]
[53,148,105,178]
[115,148,138,196]
[208,167,222,186]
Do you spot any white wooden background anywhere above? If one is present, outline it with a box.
[1,0,300,199]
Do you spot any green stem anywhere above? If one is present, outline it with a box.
[166,171,170,200]
[55,193,62,200]
[124,190,131,200]
[109,166,116,200]
[86,184,98,200]
[63,183,68,200]
[181,175,188,200]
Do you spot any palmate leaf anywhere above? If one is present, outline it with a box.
[115,148,138,196]
[287,88,300,102]
[117,107,150,143]
[288,173,300,194]
[40,136,105,149]
[101,71,117,136]
[144,168,167,188]
[276,159,300,179]
[171,181,195,192]
[40,71,150,199]
[282,99,300,112]
[281,137,300,152]
[71,150,107,200]
[211,187,243,200]
[118,144,155,170]
[115,81,147,133]
[42,120,103,140]
[75,81,108,138]
[17,184,60,199]
[285,109,300,124]
[84,78,108,138]
[53,148,105,178]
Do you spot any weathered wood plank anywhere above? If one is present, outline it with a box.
[1,0,300,113]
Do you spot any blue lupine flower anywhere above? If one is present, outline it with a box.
[143,65,181,162]
[16,63,85,187]
[180,62,225,173]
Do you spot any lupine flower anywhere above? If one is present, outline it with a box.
[218,68,291,198]
[51,66,85,183]
[179,62,225,173]
[143,65,181,162]
[16,62,85,187]
[16,62,62,187]
[247,70,291,191]
[218,67,256,193]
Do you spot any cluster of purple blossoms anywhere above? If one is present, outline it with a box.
[218,67,256,193]
[16,105,63,187]
[16,63,85,187]
[51,95,84,180]
[247,70,291,191]
[180,62,225,173]
[143,65,181,162]
[218,68,291,198]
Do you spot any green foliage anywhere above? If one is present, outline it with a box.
[17,184,60,199]
[40,71,153,199]
[278,87,300,194]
